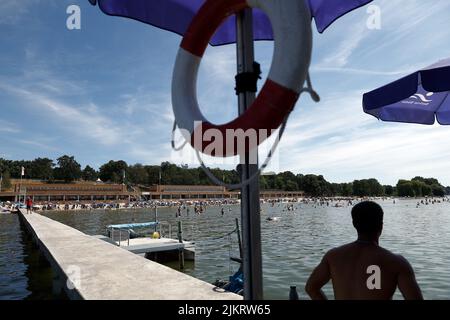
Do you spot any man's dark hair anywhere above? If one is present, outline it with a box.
[351,201,384,234]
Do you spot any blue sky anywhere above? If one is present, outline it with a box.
[1,0,450,185]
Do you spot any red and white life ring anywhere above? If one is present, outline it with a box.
[172,0,312,157]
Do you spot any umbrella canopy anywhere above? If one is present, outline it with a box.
[89,0,373,45]
[363,58,450,125]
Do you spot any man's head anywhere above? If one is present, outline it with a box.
[351,201,384,238]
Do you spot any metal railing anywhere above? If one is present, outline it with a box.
[106,221,173,246]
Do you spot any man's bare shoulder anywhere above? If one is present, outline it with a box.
[322,243,355,260]
[374,246,411,266]
[325,243,407,260]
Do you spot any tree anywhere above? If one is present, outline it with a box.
[396,180,415,197]
[54,155,82,182]
[127,164,148,185]
[411,180,423,197]
[342,183,353,196]
[30,158,54,180]
[421,184,432,197]
[384,185,394,196]
[285,180,299,191]
[352,179,384,197]
[298,174,330,196]
[99,160,128,183]
[82,165,98,181]
[146,165,162,185]
[352,180,369,197]
[445,186,450,196]
[259,175,269,190]
[1,171,12,190]
[431,184,445,197]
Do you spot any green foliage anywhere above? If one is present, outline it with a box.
[54,155,82,182]
[352,179,384,197]
[396,180,415,197]
[82,165,98,181]
[1,156,449,198]
[397,177,445,197]
[29,158,54,180]
[99,160,128,183]
[384,185,395,196]
[445,186,450,195]
[297,174,331,196]
[1,171,12,190]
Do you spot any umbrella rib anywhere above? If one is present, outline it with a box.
[435,91,450,125]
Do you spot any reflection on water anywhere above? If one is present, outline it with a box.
[1,199,450,299]
[0,214,67,300]
[0,214,29,300]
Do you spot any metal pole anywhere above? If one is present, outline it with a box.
[20,172,23,204]
[154,206,158,233]
[236,9,263,300]
[235,218,243,261]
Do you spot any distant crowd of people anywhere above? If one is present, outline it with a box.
[16,198,240,213]
[3,196,449,216]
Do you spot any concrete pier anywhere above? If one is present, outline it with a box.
[18,209,241,300]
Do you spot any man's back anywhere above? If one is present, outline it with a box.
[329,242,407,299]
[306,241,423,300]
[306,201,423,300]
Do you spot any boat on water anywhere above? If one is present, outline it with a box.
[0,201,21,214]
[0,208,11,214]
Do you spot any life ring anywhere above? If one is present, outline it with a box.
[172,0,312,157]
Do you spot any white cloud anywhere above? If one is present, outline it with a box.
[0,120,20,133]
[0,81,122,146]
[16,138,58,151]
[275,91,450,185]
[0,0,45,25]
[319,25,369,68]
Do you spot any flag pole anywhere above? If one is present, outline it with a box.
[236,9,263,300]
[20,167,24,204]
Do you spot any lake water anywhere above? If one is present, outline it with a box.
[1,198,450,300]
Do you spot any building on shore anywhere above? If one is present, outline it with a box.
[260,190,305,199]
[0,180,304,203]
[0,179,135,203]
[141,185,240,200]
[141,185,304,200]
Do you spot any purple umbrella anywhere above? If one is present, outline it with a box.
[363,58,450,125]
[89,0,374,45]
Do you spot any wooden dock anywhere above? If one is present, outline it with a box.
[18,209,241,300]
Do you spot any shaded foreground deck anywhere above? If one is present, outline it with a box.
[18,209,241,300]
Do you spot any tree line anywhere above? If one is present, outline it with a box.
[1,156,449,197]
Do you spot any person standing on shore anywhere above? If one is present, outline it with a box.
[26,197,33,214]
[305,201,423,300]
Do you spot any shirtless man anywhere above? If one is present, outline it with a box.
[305,201,423,300]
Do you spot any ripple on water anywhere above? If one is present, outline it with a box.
[2,199,449,299]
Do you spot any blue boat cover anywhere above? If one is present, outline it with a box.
[107,221,160,229]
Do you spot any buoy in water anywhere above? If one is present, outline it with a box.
[152,232,160,239]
